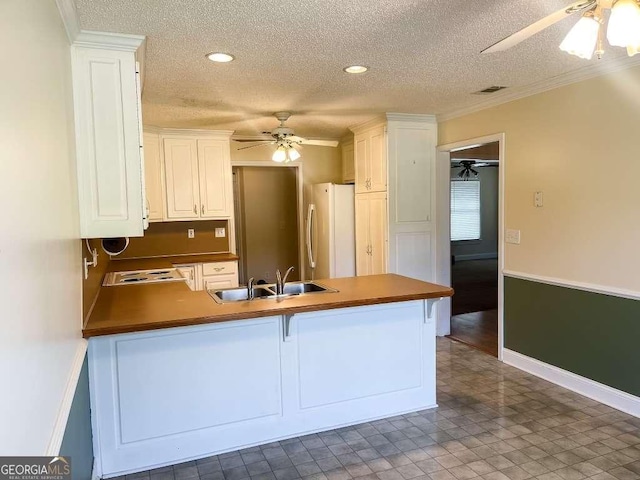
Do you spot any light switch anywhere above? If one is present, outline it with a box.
[215,227,226,238]
[506,229,521,245]
[187,229,195,239]
[534,191,544,207]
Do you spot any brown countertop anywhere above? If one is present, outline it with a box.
[107,253,239,272]
[83,274,453,338]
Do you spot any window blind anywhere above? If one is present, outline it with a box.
[451,180,481,241]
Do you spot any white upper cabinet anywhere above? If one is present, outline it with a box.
[354,125,386,194]
[71,32,146,238]
[341,140,355,184]
[198,139,232,218]
[163,138,201,220]
[142,131,164,222]
[161,133,233,221]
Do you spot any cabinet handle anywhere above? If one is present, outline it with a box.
[214,267,224,272]
[193,204,197,215]
[201,205,205,215]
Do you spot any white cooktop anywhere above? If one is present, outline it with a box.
[103,268,186,286]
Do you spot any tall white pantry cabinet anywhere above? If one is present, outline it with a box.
[350,114,437,283]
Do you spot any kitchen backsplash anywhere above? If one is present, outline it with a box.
[117,220,230,259]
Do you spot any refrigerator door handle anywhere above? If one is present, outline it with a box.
[306,203,316,269]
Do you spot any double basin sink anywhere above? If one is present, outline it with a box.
[208,281,338,304]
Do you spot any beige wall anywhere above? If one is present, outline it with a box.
[0,1,83,453]
[439,65,640,292]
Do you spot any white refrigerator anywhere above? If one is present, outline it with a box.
[306,183,356,279]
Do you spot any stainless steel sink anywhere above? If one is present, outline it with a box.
[208,281,337,304]
[280,282,336,295]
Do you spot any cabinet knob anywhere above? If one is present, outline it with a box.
[201,205,205,215]
[193,204,197,215]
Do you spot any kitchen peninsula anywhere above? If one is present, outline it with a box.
[85,272,453,478]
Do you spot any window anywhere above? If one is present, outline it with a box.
[451,180,481,241]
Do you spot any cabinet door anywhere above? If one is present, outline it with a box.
[342,142,355,184]
[369,126,387,192]
[354,135,369,194]
[72,46,144,238]
[355,194,371,276]
[176,265,197,291]
[368,192,388,275]
[163,138,200,219]
[197,139,231,218]
[143,132,164,221]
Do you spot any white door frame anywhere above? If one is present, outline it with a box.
[435,133,506,360]
[230,160,306,281]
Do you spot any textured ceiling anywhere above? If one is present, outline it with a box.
[75,0,627,139]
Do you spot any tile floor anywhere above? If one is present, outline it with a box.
[118,339,640,480]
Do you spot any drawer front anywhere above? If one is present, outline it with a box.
[202,261,237,276]
[203,273,238,291]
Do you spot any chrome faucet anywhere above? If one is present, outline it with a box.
[275,266,295,295]
[247,277,255,300]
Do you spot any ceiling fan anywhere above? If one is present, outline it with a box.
[454,160,498,180]
[234,112,339,163]
[482,0,640,60]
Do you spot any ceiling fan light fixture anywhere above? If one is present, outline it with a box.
[272,145,287,163]
[206,52,235,63]
[607,0,640,47]
[287,147,301,162]
[343,65,368,74]
[559,12,600,59]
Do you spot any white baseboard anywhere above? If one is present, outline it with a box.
[454,253,498,261]
[46,339,88,455]
[503,349,640,418]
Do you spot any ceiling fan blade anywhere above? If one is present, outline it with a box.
[473,162,492,167]
[233,139,272,143]
[481,0,596,54]
[298,139,339,147]
[236,142,274,151]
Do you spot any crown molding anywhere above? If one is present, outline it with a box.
[156,127,235,139]
[349,115,387,134]
[73,30,145,52]
[437,55,640,123]
[55,0,80,43]
[386,113,437,124]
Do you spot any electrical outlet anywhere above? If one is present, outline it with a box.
[506,229,521,245]
[215,227,226,238]
[534,191,544,207]
[187,229,195,239]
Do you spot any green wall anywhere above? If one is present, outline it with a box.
[60,355,93,480]
[505,276,640,397]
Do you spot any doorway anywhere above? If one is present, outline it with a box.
[436,134,505,360]
[449,143,499,356]
[232,166,301,285]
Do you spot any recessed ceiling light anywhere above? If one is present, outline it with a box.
[343,65,368,74]
[206,52,235,63]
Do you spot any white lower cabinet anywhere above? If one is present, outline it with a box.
[89,301,436,477]
[175,264,199,291]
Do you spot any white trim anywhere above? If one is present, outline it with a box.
[46,340,88,455]
[230,161,306,281]
[91,458,100,480]
[158,128,234,139]
[454,253,498,261]
[349,115,386,134]
[55,0,80,43]
[74,30,145,51]
[436,133,505,360]
[503,270,640,301]
[503,349,640,418]
[386,113,437,124]
[437,55,640,122]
